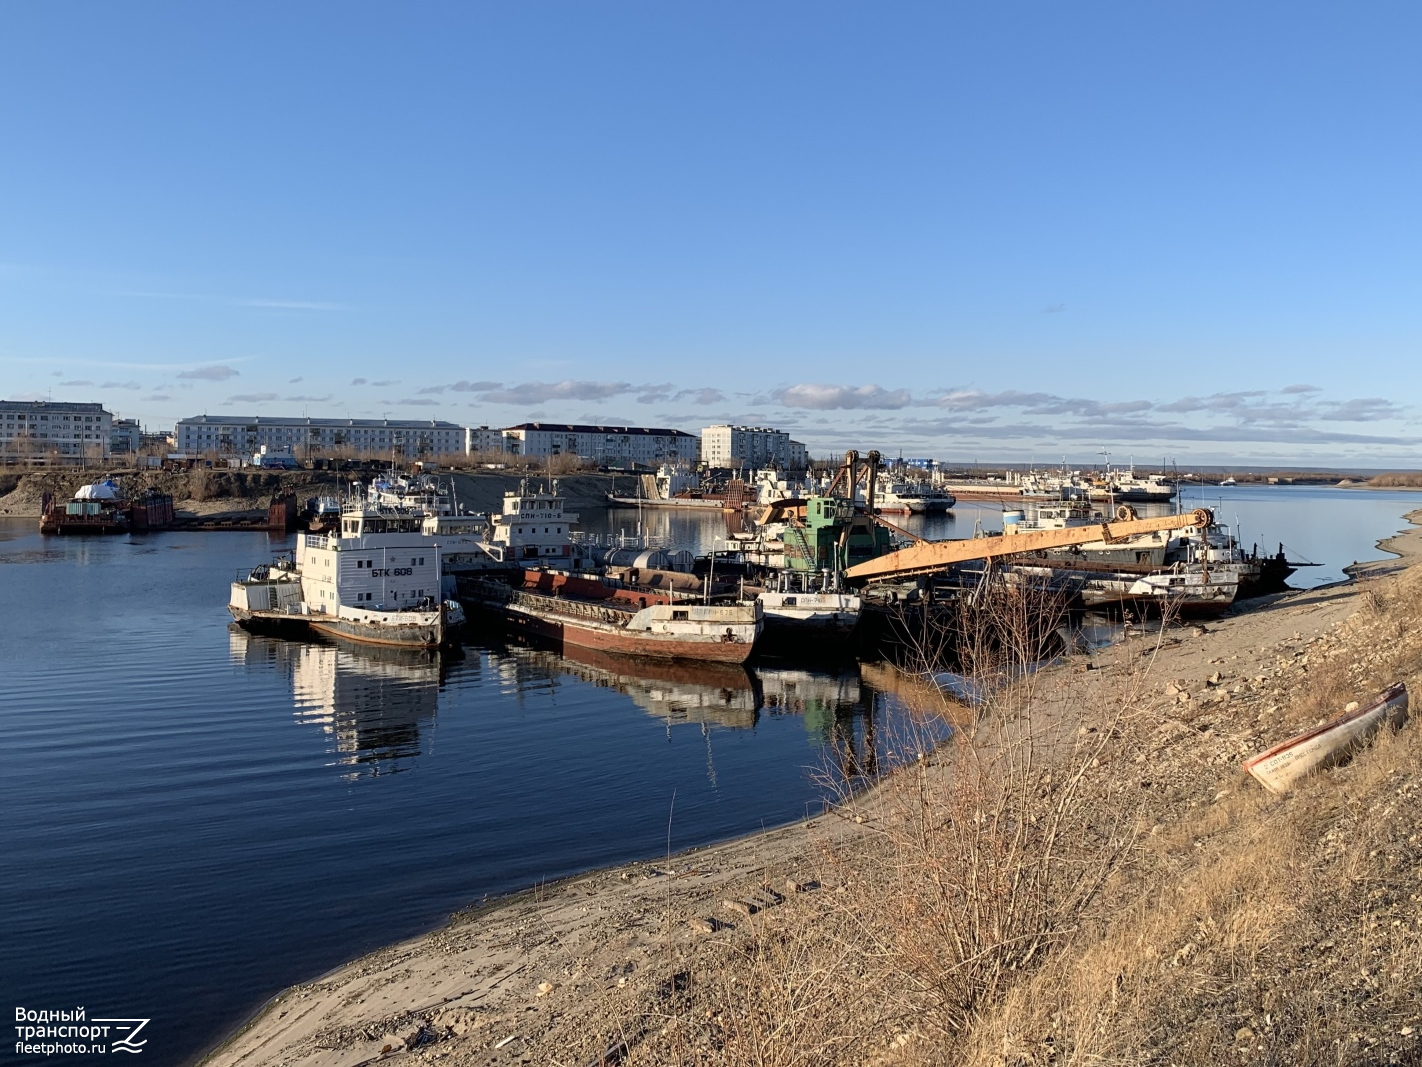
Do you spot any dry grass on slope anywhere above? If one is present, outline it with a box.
[958,569,1422,1067]
[621,573,1422,1067]
[960,724,1422,1067]
[622,586,1163,1066]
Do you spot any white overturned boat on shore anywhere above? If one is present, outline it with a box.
[1244,682,1409,793]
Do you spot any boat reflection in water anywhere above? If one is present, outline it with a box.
[494,637,888,789]
[230,617,938,794]
[543,646,761,729]
[758,667,879,781]
[229,627,452,777]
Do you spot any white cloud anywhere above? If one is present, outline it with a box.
[481,380,634,404]
[773,384,913,410]
[178,365,240,382]
[418,380,502,395]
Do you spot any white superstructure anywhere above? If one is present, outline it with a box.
[872,475,956,514]
[229,501,461,648]
[484,481,599,570]
[301,507,443,611]
[751,468,817,505]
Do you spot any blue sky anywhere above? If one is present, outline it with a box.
[2,2,1420,465]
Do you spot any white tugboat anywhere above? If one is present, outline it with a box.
[229,501,464,648]
[484,481,602,570]
[366,472,455,515]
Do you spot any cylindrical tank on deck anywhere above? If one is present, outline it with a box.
[603,547,671,571]
[666,549,695,573]
[1002,510,1025,531]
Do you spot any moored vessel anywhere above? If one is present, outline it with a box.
[607,465,742,510]
[870,474,956,514]
[39,480,175,535]
[229,499,463,649]
[463,571,762,663]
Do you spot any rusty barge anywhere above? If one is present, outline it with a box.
[40,480,175,535]
[462,570,762,663]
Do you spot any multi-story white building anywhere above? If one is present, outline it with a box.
[1,400,112,464]
[464,426,510,455]
[503,423,698,466]
[175,416,464,458]
[700,425,807,470]
[111,418,143,455]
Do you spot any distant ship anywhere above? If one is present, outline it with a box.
[607,464,743,510]
[869,474,956,515]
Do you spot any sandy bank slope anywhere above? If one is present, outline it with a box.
[200,819,839,1067]
[203,513,1422,1067]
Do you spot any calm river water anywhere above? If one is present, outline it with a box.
[0,486,1415,1064]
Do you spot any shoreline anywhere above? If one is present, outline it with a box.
[1346,505,1422,579]
[199,511,1422,1067]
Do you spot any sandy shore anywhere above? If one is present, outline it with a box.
[1348,506,1422,578]
[199,512,1422,1067]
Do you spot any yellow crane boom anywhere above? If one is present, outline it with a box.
[845,508,1214,582]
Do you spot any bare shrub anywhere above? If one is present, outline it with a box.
[826,579,1149,1052]
[1366,471,1422,487]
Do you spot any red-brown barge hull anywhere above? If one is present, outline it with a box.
[497,607,755,663]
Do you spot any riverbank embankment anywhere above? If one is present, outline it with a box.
[0,469,635,520]
[201,513,1422,1067]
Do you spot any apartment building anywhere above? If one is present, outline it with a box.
[503,423,698,466]
[464,426,510,454]
[111,418,143,455]
[0,400,112,464]
[174,415,464,458]
[700,425,807,470]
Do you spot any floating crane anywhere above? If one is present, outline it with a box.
[845,507,1215,583]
